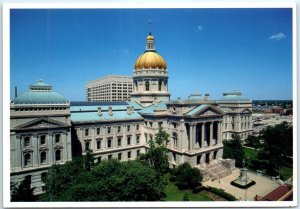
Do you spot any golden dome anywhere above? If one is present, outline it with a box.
[147,35,155,41]
[134,51,167,70]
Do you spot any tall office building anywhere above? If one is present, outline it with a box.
[86,75,133,102]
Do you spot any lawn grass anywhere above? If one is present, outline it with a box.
[243,147,258,159]
[163,173,212,201]
[163,179,212,201]
[279,166,293,181]
[243,147,292,181]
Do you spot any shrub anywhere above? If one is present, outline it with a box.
[173,163,203,190]
[210,187,237,201]
[230,180,256,189]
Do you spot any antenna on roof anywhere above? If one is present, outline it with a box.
[149,19,152,35]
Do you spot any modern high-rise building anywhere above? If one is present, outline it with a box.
[86,75,133,102]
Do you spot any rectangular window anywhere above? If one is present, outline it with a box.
[197,156,201,165]
[118,153,122,160]
[97,128,100,135]
[118,138,121,146]
[127,125,130,132]
[127,137,131,145]
[137,150,140,157]
[158,122,163,128]
[85,129,89,136]
[24,137,31,147]
[149,122,153,127]
[117,126,121,133]
[98,156,102,163]
[136,135,140,144]
[108,154,112,159]
[97,140,101,149]
[107,139,112,148]
[127,151,131,159]
[136,124,139,130]
[107,127,111,134]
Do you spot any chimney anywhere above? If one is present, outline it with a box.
[204,94,210,101]
[127,106,131,115]
[15,86,18,99]
[97,107,102,115]
[109,106,113,116]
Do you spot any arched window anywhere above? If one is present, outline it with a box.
[173,133,178,148]
[40,151,47,164]
[158,81,162,91]
[24,153,32,166]
[55,134,60,143]
[55,150,61,161]
[40,135,46,145]
[145,81,150,91]
[24,136,30,147]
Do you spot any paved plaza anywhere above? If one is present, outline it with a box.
[202,168,280,201]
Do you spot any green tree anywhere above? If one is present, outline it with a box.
[244,135,261,150]
[39,158,166,201]
[223,134,245,167]
[183,193,190,201]
[11,176,36,202]
[258,122,293,175]
[173,162,202,190]
[139,127,170,174]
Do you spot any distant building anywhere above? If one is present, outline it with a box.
[218,91,252,140]
[86,75,133,102]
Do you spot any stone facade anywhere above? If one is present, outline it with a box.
[218,91,252,140]
[10,80,72,194]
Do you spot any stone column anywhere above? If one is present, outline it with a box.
[15,135,22,169]
[189,125,193,150]
[218,122,222,144]
[91,128,95,151]
[210,123,213,147]
[32,134,39,168]
[201,123,205,148]
[63,132,68,161]
[191,124,196,150]
[49,133,53,164]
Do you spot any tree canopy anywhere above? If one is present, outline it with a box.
[139,127,170,175]
[39,158,166,201]
[222,134,245,167]
[172,162,202,190]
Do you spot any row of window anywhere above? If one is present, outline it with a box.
[85,135,140,151]
[144,121,163,128]
[14,107,67,112]
[96,149,140,162]
[23,149,62,167]
[223,122,251,130]
[23,134,61,147]
[84,124,140,136]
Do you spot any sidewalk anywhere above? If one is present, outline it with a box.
[202,168,280,201]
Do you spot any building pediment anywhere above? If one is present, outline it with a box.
[188,105,224,118]
[241,108,252,114]
[13,117,69,131]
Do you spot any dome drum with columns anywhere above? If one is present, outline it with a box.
[131,33,170,107]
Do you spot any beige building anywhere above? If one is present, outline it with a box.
[86,75,133,102]
[10,80,72,194]
[218,91,253,140]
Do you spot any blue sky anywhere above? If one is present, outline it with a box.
[10,8,293,101]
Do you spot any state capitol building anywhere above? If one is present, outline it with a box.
[10,32,253,193]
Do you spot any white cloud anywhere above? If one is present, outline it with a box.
[269,32,286,41]
[197,25,203,31]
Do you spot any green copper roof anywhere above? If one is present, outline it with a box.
[218,91,250,102]
[13,80,67,104]
[185,105,207,116]
[14,91,67,104]
[138,101,167,114]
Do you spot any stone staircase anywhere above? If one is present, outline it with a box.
[206,163,232,180]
